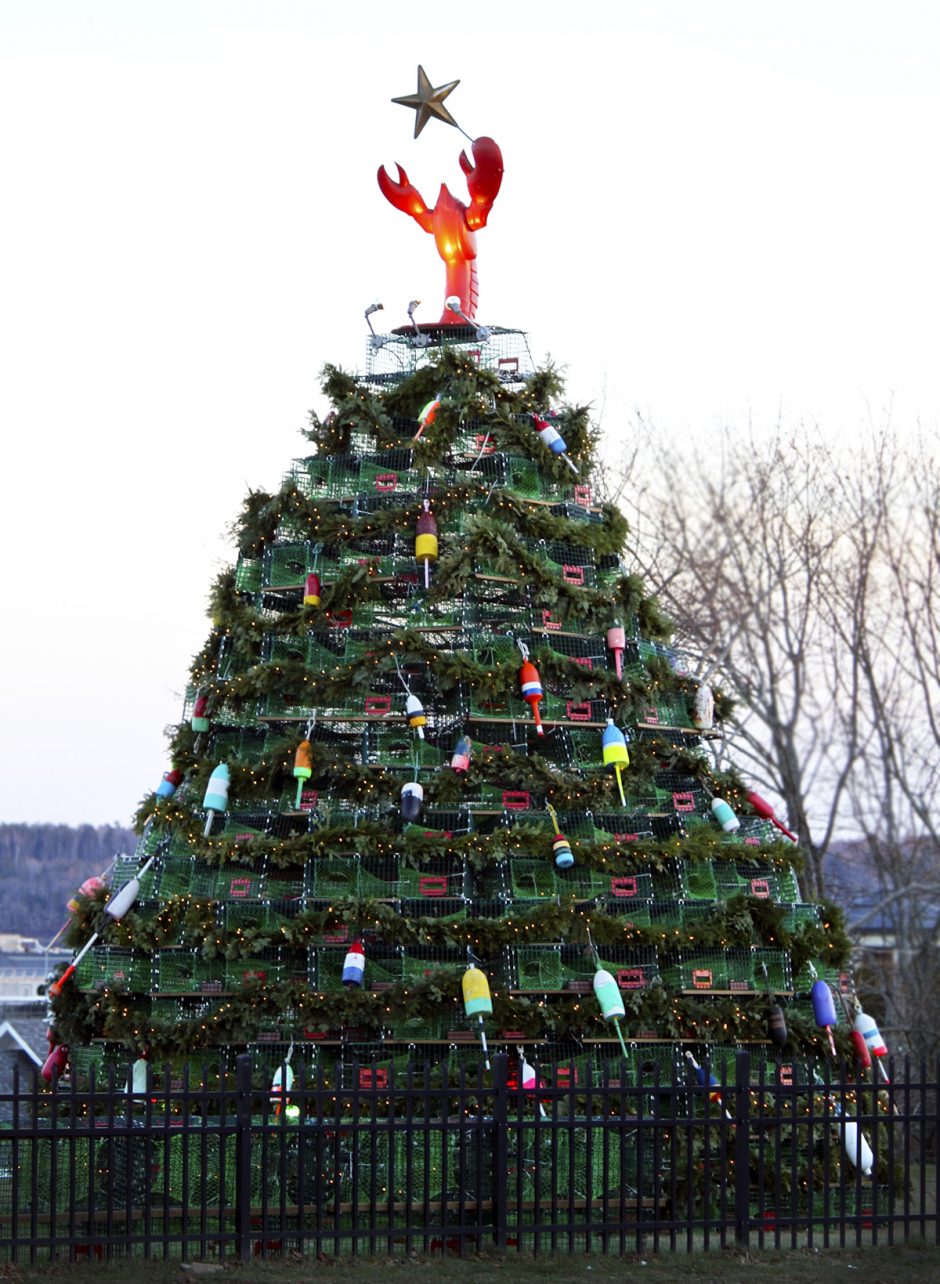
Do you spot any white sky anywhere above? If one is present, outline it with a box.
[1,1,938,826]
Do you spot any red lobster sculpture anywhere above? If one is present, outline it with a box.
[378,137,503,324]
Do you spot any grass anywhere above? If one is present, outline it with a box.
[4,1243,940,1284]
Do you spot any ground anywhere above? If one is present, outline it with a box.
[4,1244,940,1284]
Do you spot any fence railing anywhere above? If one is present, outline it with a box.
[1,1051,937,1263]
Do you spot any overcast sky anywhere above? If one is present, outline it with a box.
[1,1,938,826]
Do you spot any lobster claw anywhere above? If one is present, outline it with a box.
[377,163,434,232]
[459,137,504,231]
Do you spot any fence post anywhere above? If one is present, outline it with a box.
[234,1053,254,1262]
[734,1050,751,1247]
[491,1053,509,1251]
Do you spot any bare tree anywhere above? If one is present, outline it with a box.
[830,437,940,1058]
[618,424,862,899]
[614,420,940,1054]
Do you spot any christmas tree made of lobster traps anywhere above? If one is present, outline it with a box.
[51,325,852,1089]
[49,67,854,1095]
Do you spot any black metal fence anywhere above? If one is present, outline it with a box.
[1,1051,937,1264]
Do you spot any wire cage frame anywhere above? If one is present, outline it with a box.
[538,630,608,670]
[153,950,227,996]
[401,806,474,840]
[398,897,469,925]
[233,554,263,593]
[676,858,719,901]
[396,855,472,901]
[589,812,657,846]
[264,632,349,672]
[713,860,802,903]
[75,947,153,994]
[304,853,362,900]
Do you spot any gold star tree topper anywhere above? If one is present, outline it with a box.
[392,65,463,138]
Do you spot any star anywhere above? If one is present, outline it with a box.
[392,65,461,139]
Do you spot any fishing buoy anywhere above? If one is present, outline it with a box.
[406,693,427,738]
[593,967,625,1022]
[854,1009,890,1081]
[342,941,365,987]
[303,571,322,608]
[547,802,574,869]
[270,1060,293,1105]
[746,789,798,842]
[415,499,438,589]
[593,965,630,1058]
[401,780,424,822]
[519,1049,538,1091]
[606,622,626,679]
[41,1043,69,1082]
[532,412,579,475]
[155,769,183,800]
[851,1029,872,1069]
[270,1050,300,1117]
[66,876,105,915]
[519,1047,547,1117]
[128,1057,149,1095]
[49,853,158,996]
[687,1052,722,1103]
[414,395,441,441]
[768,1004,788,1047]
[602,719,629,806]
[191,692,210,734]
[840,1118,874,1175]
[202,763,231,837]
[552,830,574,869]
[450,734,472,773]
[853,1009,887,1058]
[462,964,493,1069]
[517,642,544,735]
[693,683,715,730]
[293,740,313,808]
[711,797,740,833]
[812,978,838,1056]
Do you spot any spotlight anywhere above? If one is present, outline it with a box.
[407,299,431,347]
[364,301,387,348]
[445,295,491,340]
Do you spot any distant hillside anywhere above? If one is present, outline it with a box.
[0,824,137,942]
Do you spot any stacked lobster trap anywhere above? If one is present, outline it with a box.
[49,323,856,1109]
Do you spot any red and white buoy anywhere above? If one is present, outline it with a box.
[517,641,544,735]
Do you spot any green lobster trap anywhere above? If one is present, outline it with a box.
[265,631,348,671]
[233,553,263,592]
[792,958,852,997]
[288,454,333,498]
[224,950,286,992]
[505,857,558,901]
[712,860,802,902]
[153,950,226,995]
[676,858,719,901]
[396,856,472,900]
[509,944,565,991]
[779,902,823,934]
[590,811,656,846]
[305,853,362,899]
[401,806,473,839]
[75,947,152,993]
[398,895,469,926]
[357,856,402,899]
[668,946,790,993]
[187,862,257,900]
